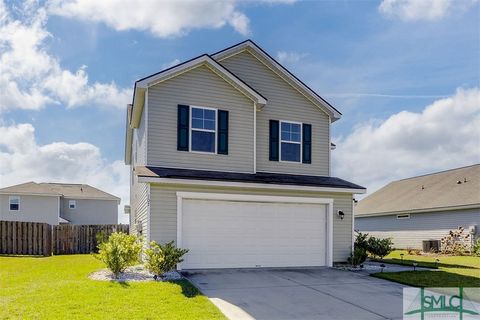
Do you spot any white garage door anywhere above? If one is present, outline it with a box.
[180,197,328,269]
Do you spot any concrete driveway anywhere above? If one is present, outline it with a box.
[184,268,406,320]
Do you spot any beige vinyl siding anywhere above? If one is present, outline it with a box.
[219,50,330,176]
[150,184,353,262]
[0,194,59,225]
[355,208,480,249]
[147,65,255,173]
[130,180,149,239]
[60,198,118,225]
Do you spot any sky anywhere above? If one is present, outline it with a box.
[0,0,479,224]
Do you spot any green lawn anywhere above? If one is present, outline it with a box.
[0,255,226,320]
[372,250,480,288]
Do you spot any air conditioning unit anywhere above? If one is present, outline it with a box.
[422,240,440,253]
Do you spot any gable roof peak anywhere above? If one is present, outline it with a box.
[211,39,342,121]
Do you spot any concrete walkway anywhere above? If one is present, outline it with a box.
[184,268,407,320]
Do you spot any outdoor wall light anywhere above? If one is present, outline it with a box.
[337,210,345,220]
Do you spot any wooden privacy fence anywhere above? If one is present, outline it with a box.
[0,221,129,256]
[53,224,129,254]
[0,221,52,256]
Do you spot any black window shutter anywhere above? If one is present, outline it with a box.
[302,123,312,164]
[269,120,279,161]
[177,105,189,151]
[217,110,229,154]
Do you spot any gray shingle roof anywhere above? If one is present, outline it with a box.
[0,182,119,201]
[136,166,366,190]
[355,164,480,216]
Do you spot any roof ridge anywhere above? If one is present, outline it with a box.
[394,164,480,182]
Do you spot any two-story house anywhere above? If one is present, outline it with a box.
[0,182,120,225]
[125,40,365,269]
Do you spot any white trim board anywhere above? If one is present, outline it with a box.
[139,176,366,194]
[176,192,334,269]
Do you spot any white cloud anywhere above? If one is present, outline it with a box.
[277,51,307,64]
[47,0,251,37]
[0,1,131,112]
[46,0,298,38]
[0,122,129,223]
[333,87,480,195]
[378,0,476,21]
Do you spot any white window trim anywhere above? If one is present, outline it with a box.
[69,200,76,209]
[279,120,302,163]
[396,214,410,219]
[189,105,218,154]
[176,192,334,270]
[9,196,20,211]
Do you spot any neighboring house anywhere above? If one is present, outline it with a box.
[355,164,480,250]
[125,40,366,269]
[0,182,120,225]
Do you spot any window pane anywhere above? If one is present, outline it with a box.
[281,122,290,132]
[281,142,300,162]
[281,131,290,141]
[291,133,301,142]
[291,123,300,134]
[192,130,215,152]
[192,118,203,129]
[204,119,215,130]
[204,109,215,120]
[10,204,19,210]
[192,108,203,118]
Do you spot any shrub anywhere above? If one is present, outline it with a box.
[473,239,480,257]
[441,227,472,255]
[353,231,370,251]
[96,232,142,278]
[348,246,368,267]
[367,236,393,259]
[145,241,189,277]
[94,231,108,253]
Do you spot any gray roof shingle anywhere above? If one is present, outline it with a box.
[355,164,480,216]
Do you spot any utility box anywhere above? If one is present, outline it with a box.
[422,240,440,253]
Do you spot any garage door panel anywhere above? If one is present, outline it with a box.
[181,199,327,269]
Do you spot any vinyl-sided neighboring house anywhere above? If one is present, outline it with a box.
[125,40,366,269]
[0,182,120,225]
[355,165,480,250]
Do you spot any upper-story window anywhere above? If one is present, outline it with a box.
[9,196,20,211]
[69,200,76,209]
[190,106,217,153]
[280,121,302,162]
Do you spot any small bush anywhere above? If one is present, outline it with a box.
[354,231,370,251]
[96,232,142,278]
[473,239,480,257]
[353,231,393,260]
[348,246,368,267]
[367,236,393,259]
[145,241,189,277]
[441,227,472,255]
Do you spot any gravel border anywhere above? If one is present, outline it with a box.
[89,265,182,282]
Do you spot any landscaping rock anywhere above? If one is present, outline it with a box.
[89,265,183,282]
